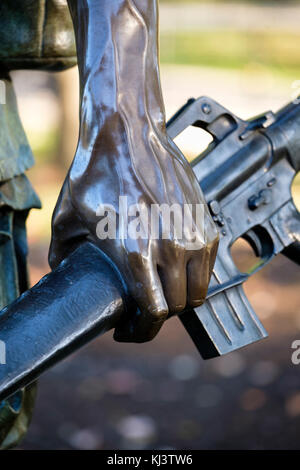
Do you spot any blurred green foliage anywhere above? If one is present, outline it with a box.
[160,30,300,77]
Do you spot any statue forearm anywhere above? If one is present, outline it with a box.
[67,0,166,167]
[49,0,219,343]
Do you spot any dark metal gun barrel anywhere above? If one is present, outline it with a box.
[0,243,127,402]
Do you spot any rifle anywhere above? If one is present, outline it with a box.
[0,97,299,401]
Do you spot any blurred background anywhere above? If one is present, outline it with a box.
[13,0,300,449]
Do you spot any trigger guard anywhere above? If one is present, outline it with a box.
[243,229,263,258]
[242,226,275,262]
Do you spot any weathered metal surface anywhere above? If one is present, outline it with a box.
[0,98,299,401]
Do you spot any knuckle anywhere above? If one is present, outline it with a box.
[149,306,168,321]
[169,303,185,314]
[188,298,205,308]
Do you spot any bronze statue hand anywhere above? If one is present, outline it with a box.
[49,0,219,342]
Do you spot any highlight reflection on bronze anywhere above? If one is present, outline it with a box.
[49,0,219,342]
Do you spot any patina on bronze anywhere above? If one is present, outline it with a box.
[0,76,41,449]
[0,0,76,71]
[0,96,299,406]
[0,0,218,448]
[49,0,219,343]
[0,0,76,447]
